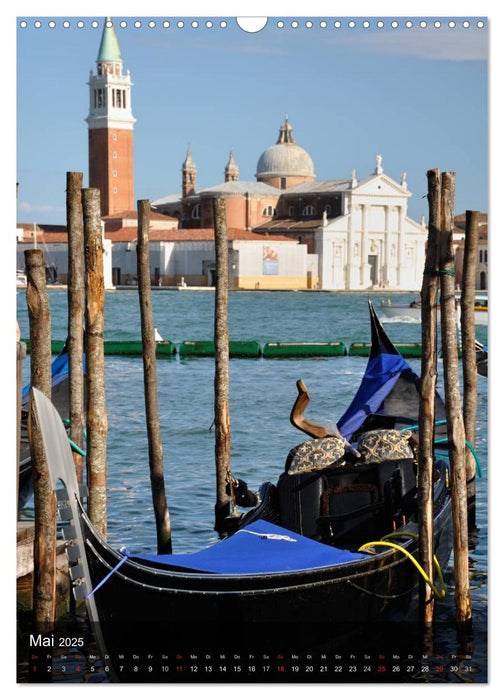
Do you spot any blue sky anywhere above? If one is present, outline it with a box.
[15,8,488,227]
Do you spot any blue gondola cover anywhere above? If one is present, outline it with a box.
[131,519,368,575]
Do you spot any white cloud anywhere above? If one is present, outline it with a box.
[18,201,64,214]
[335,26,488,62]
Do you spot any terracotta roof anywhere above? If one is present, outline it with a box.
[17,221,300,245]
[102,210,177,222]
[454,212,487,225]
[106,227,294,243]
[281,179,350,194]
[254,217,322,232]
[453,212,488,239]
[196,180,280,197]
[18,227,295,245]
[17,224,68,244]
[18,223,67,234]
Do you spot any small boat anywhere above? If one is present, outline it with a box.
[379,293,488,326]
[32,303,452,668]
[16,270,27,287]
[475,339,488,377]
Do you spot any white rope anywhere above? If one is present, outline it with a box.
[239,529,297,542]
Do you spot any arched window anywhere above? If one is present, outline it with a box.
[192,204,201,219]
[302,205,316,216]
[262,205,277,217]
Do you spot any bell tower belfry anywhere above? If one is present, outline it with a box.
[86,17,135,215]
[182,146,197,198]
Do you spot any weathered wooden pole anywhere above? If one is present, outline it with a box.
[439,172,472,624]
[25,248,56,626]
[137,199,172,554]
[16,324,26,508]
[460,210,480,531]
[213,197,232,533]
[418,168,441,624]
[66,172,85,484]
[82,188,108,539]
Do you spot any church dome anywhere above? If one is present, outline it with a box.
[255,117,315,180]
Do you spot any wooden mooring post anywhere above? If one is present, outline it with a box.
[439,172,472,624]
[460,210,480,531]
[418,168,441,625]
[137,199,172,554]
[213,197,233,534]
[66,172,85,484]
[17,327,26,507]
[82,188,108,539]
[24,248,57,626]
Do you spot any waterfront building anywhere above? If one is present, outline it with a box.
[16,18,483,292]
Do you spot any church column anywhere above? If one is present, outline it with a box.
[396,205,405,287]
[360,204,371,287]
[383,205,393,286]
[345,205,353,290]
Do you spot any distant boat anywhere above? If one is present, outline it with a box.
[379,292,488,326]
[16,270,27,287]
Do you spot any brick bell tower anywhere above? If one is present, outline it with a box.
[86,17,135,215]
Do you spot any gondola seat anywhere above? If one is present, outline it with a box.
[277,470,326,539]
[277,447,419,546]
[285,436,347,473]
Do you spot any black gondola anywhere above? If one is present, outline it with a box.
[18,341,76,510]
[31,303,453,675]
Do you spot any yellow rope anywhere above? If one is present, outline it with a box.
[358,531,446,599]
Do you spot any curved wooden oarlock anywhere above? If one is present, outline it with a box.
[290,379,361,458]
[289,379,330,439]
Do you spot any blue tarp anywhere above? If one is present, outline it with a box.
[22,350,70,400]
[337,352,411,440]
[131,519,369,575]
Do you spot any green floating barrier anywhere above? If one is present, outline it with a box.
[21,339,177,357]
[104,340,144,356]
[21,339,66,354]
[179,340,261,358]
[263,342,346,358]
[348,342,371,357]
[155,341,178,357]
[104,340,176,356]
[229,341,262,358]
[349,342,423,358]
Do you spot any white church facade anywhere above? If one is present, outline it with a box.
[314,168,427,291]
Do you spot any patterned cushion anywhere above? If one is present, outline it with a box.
[287,436,347,473]
[357,429,413,463]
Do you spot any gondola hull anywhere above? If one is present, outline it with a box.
[78,494,452,628]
